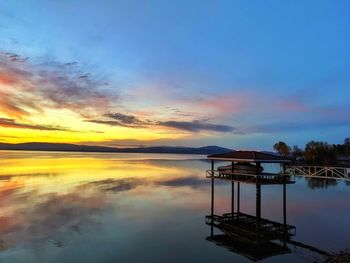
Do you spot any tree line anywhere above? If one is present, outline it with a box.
[273,138,350,165]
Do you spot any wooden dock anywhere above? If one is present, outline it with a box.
[206,151,292,241]
[206,170,295,185]
[287,165,350,181]
[204,151,349,261]
[205,212,295,243]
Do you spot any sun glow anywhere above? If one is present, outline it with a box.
[0,111,185,145]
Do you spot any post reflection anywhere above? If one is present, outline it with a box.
[206,179,295,261]
[205,175,350,262]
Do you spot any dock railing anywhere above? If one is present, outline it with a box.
[287,165,350,181]
[206,170,295,184]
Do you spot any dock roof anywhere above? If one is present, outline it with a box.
[207,150,291,163]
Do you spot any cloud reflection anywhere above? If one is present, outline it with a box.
[157,175,209,189]
[0,154,208,254]
[82,173,209,193]
[83,177,145,193]
[0,188,107,252]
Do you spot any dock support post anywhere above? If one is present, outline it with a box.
[254,161,262,242]
[283,181,286,226]
[211,160,214,237]
[231,162,234,218]
[256,178,261,231]
[283,179,287,237]
[283,178,288,247]
[255,176,262,242]
[211,160,214,217]
[237,182,240,214]
[256,183,261,219]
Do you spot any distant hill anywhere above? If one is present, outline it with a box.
[0,142,232,155]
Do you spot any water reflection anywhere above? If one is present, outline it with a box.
[82,175,208,193]
[0,186,106,252]
[306,178,338,189]
[205,177,350,262]
[83,177,146,193]
[0,151,350,262]
[0,151,209,260]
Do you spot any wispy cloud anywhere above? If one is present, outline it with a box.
[0,118,71,131]
[0,51,116,119]
[86,112,149,128]
[158,120,235,133]
[87,112,236,133]
[104,112,148,127]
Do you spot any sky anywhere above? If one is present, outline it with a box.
[0,0,349,150]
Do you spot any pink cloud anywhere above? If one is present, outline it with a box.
[276,100,309,112]
[193,95,248,114]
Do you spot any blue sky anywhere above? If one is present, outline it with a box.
[0,0,349,149]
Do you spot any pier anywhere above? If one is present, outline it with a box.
[287,165,350,181]
[204,150,350,262]
[205,151,294,258]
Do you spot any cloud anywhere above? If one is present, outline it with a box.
[0,118,71,131]
[3,52,28,62]
[105,112,146,125]
[158,120,235,133]
[0,51,116,119]
[86,112,149,128]
[105,112,143,124]
[87,112,236,133]
[86,120,124,127]
[0,91,32,118]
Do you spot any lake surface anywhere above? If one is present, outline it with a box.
[0,151,349,263]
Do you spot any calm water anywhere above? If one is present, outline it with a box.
[0,151,350,263]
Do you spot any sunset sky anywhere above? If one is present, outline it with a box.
[0,1,349,149]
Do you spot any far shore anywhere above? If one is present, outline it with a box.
[0,142,232,155]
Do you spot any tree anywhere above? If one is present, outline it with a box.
[291,145,304,162]
[273,141,291,157]
[344,138,350,156]
[344,138,350,145]
[304,141,337,165]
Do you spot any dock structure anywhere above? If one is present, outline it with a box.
[287,165,350,181]
[204,150,350,262]
[206,234,292,261]
[206,151,294,225]
[205,151,296,260]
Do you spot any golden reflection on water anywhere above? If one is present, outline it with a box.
[0,151,209,255]
[0,151,203,191]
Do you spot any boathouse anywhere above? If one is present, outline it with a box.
[205,151,296,250]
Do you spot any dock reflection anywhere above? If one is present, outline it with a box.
[205,178,295,261]
[205,175,350,262]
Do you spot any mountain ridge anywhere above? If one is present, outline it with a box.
[0,142,232,155]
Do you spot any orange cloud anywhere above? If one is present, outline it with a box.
[0,73,19,86]
[0,92,30,118]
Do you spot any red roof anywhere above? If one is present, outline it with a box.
[207,150,290,163]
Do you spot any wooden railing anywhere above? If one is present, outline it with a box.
[206,170,294,184]
[287,166,350,181]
